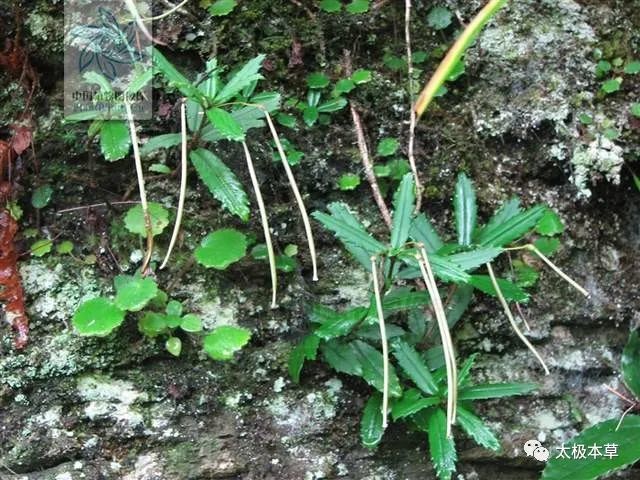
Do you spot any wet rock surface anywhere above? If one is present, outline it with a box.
[1,0,640,479]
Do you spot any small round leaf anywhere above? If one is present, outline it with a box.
[73,298,125,336]
[166,337,182,357]
[115,276,159,312]
[124,202,170,237]
[203,326,251,360]
[195,229,247,270]
[180,314,203,333]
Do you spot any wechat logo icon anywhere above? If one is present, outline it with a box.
[524,439,550,462]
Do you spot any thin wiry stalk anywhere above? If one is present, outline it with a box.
[242,141,278,308]
[141,0,190,21]
[160,99,188,270]
[123,0,166,45]
[404,0,423,213]
[486,262,550,375]
[371,255,390,429]
[350,104,392,228]
[417,246,457,436]
[124,101,154,273]
[527,245,590,297]
[263,111,318,281]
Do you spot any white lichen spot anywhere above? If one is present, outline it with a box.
[273,376,286,393]
[78,375,147,431]
[570,136,624,198]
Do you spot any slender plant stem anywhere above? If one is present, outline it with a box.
[350,105,393,228]
[404,0,423,213]
[528,245,590,297]
[243,141,278,308]
[414,0,507,117]
[486,262,550,375]
[417,246,457,436]
[124,101,154,273]
[57,201,140,214]
[160,99,188,270]
[142,0,190,21]
[264,111,318,281]
[371,255,390,429]
[123,0,166,45]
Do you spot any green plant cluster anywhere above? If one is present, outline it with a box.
[73,273,250,360]
[290,172,567,479]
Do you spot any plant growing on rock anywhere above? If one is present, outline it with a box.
[291,172,587,479]
[73,273,250,360]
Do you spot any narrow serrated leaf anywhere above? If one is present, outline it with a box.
[315,307,367,340]
[391,173,415,249]
[478,205,546,247]
[215,55,265,103]
[361,392,384,448]
[321,340,363,376]
[190,148,250,221]
[392,340,438,395]
[456,406,500,451]
[454,173,477,246]
[410,213,444,253]
[469,275,529,303]
[427,408,457,480]
[206,107,246,141]
[446,247,503,271]
[391,389,440,420]
[458,382,536,401]
[352,340,402,397]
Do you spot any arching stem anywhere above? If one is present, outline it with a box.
[486,262,550,375]
[160,99,188,270]
[371,255,389,429]
[242,141,278,308]
[263,111,318,282]
[124,100,154,273]
[417,246,457,436]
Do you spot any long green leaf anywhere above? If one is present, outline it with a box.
[474,197,521,241]
[361,392,385,448]
[478,205,546,247]
[321,340,363,376]
[622,330,640,399]
[214,54,265,103]
[410,213,444,253]
[469,275,529,303]
[391,389,440,420]
[392,340,438,395]
[313,203,386,270]
[152,48,203,100]
[206,107,246,141]
[288,334,320,383]
[456,406,500,451]
[454,173,477,246]
[426,408,457,480]
[390,173,415,249]
[140,133,182,157]
[458,382,537,400]
[352,340,402,397]
[200,105,268,142]
[542,416,640,480]
[315,307,367,340]
[190,148,250,221]
[447,247,503,271]
[382,288,431,313]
